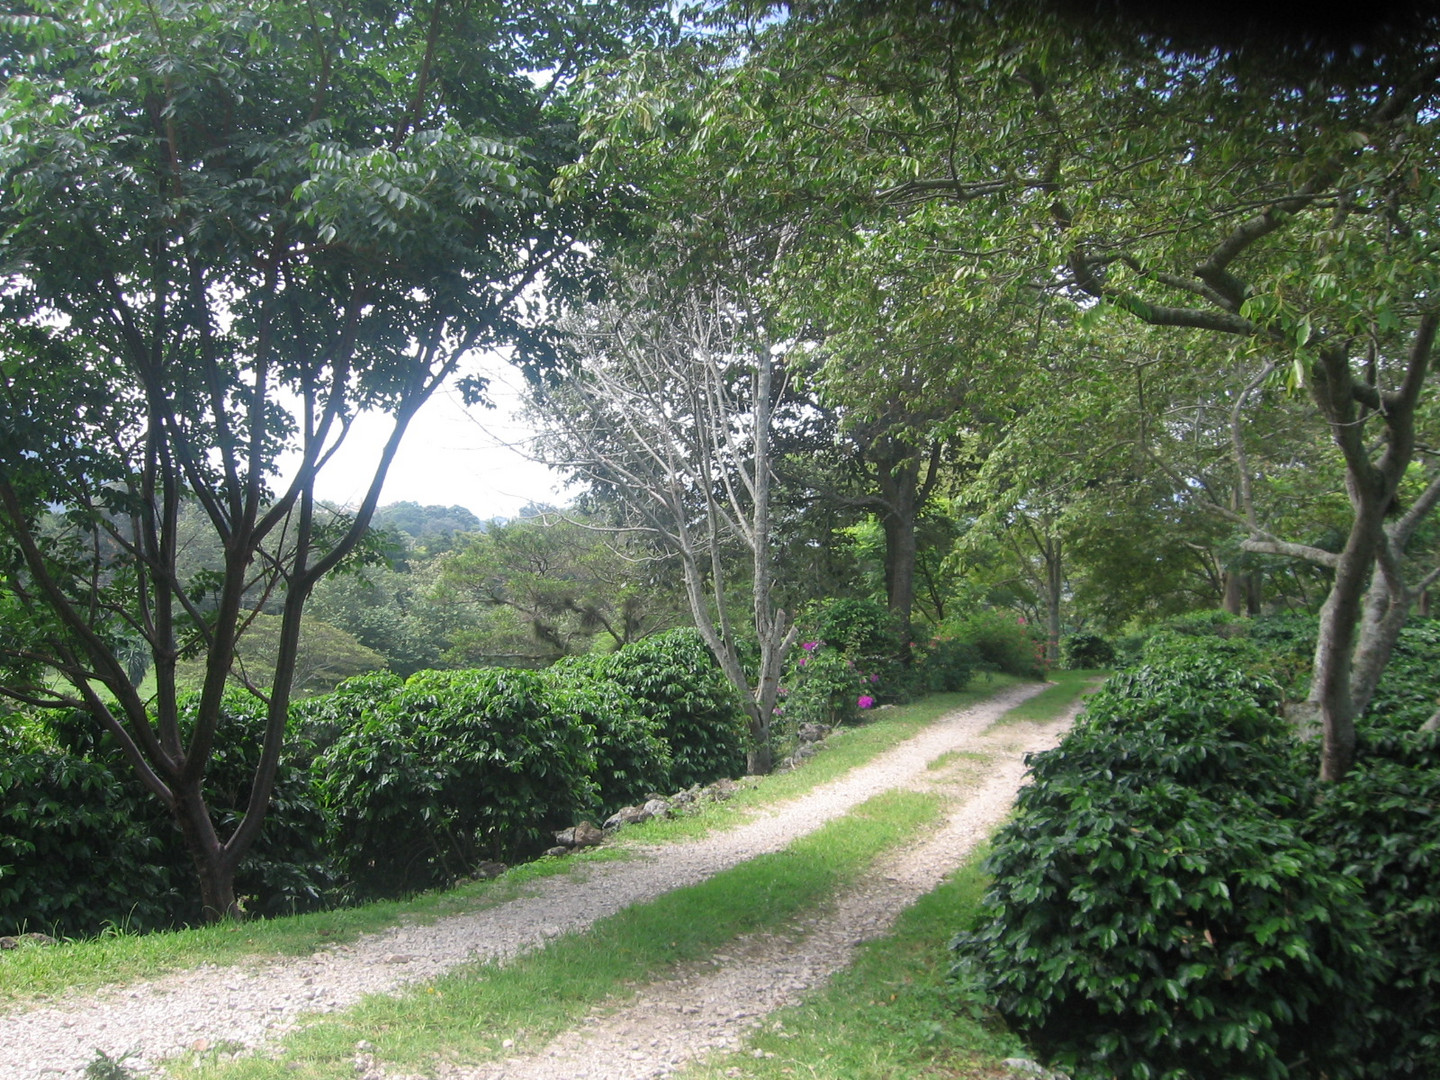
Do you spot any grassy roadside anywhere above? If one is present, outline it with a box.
[990,668,1104,726]
[680,854,1022,1080]
[0,676,1025,1007]
[171,789,947,1079]
[170,675,1087,1080]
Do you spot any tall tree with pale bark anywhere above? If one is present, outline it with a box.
[530,267,798,774]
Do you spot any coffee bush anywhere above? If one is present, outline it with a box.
[601,629,749,789]
[317,667,598,899]
[1060,632,1115,670]
[1306,728,1440,1077]
[543,656,672,812]
[0,741,179,937]
[952,656,1377,1080]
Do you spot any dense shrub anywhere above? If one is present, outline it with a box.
[1362,619,1440,733]
[317,667,599,899]
[1111,610,1254,669]
[601,629,749,789]
[1059,632,1115,670]
[946,609,1044,678]
[543,656,672,812]
[779,642,874,731]
[0,738,180,937]
[1138,628,1279,680]
[1306,728,1440,1078]
[952,656,1377,1080]
[805,598,914,701]
[913,636,979,693]
[810,597,903,657]
[290,671,405,758]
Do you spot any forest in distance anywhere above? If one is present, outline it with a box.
[2,2,1439,1077]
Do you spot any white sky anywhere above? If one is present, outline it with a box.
[307,353,570,521]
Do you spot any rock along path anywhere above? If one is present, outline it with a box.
[0,681,1073,1080]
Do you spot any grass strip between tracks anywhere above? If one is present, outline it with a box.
[170,788,946,1079]
[680,851,1025,1080]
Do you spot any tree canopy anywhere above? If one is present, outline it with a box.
[0,0,668,918]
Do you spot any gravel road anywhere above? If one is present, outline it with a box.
[0,680,1072,1080]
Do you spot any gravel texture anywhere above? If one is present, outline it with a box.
[0,681,1072,1080]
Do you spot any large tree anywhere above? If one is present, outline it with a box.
[531,267,799,774]
[0,0,660,918]
[655,2,1440,779]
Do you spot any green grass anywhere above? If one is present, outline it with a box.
[169,789,947,1079]
[0,678,1027,1010]
[624,676,1025,843]
[680,851,1023,1080]
[991,668,1105,727]
[0,855,605,1008]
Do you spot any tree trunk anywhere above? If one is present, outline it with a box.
[173,782,242,921]
[881,504,918,643]
[1246,572,1263,617]
[1046,537,1062,665]
[746,715,773,775]
[1221,570,1245,615]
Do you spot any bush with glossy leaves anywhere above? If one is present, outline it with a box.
[599,629,749,789]
[316,667,599,899]
[544,655,672,812]
[952,655,1378,1080]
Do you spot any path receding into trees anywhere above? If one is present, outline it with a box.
[1,681,1075,1080]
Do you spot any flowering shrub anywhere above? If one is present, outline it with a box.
[779,642,871,729]
[802,598,914,702]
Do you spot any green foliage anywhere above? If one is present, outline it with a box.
[804,598,912,702]
[542,656,673,812]
[290,672,406,758]
[316,668,599,900]
[1307,728,1440,1078]
[912,636,979,693]
[600,629,750,789]
[779,643,873,730]
[945,609,1044,678]
[174,613,388,698]
[1363,619,1440,733]
[370,502,482,557]
[83,1049,139,1080]
[0,741,179,937]
[437,517,679,663]
[809,598,901,656]
[1059,633,1114,670]
[952,655,1375,1080]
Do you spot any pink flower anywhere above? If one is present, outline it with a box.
[798,656,808,667]
[802,641,820,651]
[857,695,875,709]
[1017,615,1027,625]
[869,674,880,683]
